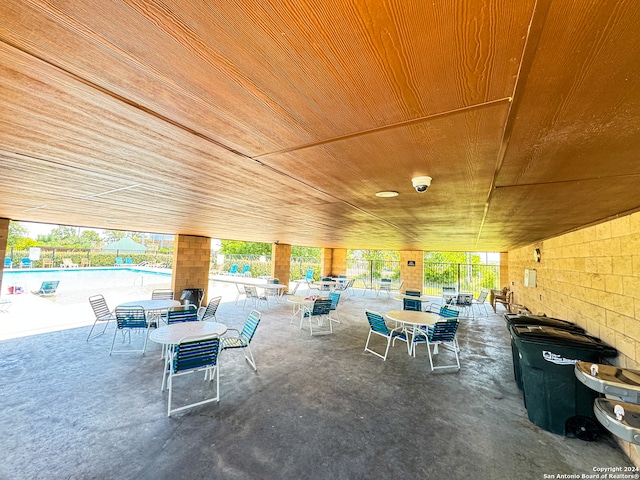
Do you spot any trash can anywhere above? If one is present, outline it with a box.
[504,313,585,391]
[180,288,204,307]
[511,325,617,439]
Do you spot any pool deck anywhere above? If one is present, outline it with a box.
[0,273,263,340]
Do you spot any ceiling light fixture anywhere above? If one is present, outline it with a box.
[375,191,399,198]
[411,176,432,193]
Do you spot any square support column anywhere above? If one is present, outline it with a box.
[320,248,334,278]
[330,248,347,277]
[171,234,211,305]
[400,250,423,294]
[271,243,291,293]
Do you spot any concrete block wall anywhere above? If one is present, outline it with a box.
[171,234,211,304]
[321,248,333,278]
[400,250,423,293]
[271,243,291,293]
[508,211,640,466]
[330,248,347,276]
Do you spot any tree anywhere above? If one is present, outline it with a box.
[291,246,320,258]
[80,230,102,248]
[7,221,30,247]
[220,240,271,255]
[103,230,126,244]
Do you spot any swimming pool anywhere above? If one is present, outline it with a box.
[3,267,171,294]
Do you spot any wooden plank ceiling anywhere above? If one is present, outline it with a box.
[1,0,639,252]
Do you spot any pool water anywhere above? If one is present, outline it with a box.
[3,267,171,294]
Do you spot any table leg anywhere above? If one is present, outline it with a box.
[406,325,415,356]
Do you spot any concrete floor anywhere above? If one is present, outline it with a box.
[1,286,634,479]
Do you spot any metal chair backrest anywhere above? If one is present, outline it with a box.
[477,290,489,303]
[429,321,459,343]
[305,269,314,281]
[152,289,174,300]
[310,298,332,316]
[245,285,259,298]
[438,306,460,319]
[171,336,220,374]
[115,306,148,329]
[403,298,422,311]
[167,305,198,324]
[328,292,340,310]
[200,296,221,320]
[405,290,421,297]
[239,310,262,344]
[365,310,390,336]
[89,294,111,319]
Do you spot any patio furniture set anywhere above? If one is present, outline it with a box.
[87,288,262,416]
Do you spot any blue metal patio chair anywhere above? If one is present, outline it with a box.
[221,309,262,371]
[304,269,315,292]
[300,298,333,335]
[403,297,422,311]
[412,320,461,371]
[4,257,12,269]
[114,257,123,266]
[241,265,251,276]
[228,264,239,275]
[363,310,409,361]
[110,306,150,355]
[437,305,460,319]
[164,335,221,416]
[328,291,341,324]
[166,305,198,324]
[20,257,32,268]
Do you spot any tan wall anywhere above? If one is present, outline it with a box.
[171,234,211,304]
[271,243,292,293]
[507,212,640,465]
[0,218,8,293]
[499,252,509,288]
[400,251,423,293]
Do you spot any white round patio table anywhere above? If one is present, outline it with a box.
[287,295,315,323]
[149,321,228,345]
[385,310,441,355]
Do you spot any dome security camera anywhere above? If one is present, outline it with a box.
[411,176,432,193]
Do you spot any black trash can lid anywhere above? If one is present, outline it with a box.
[511,325,617,356]
[504,313,584,332]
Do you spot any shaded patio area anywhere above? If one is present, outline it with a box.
[1,286,632,479]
